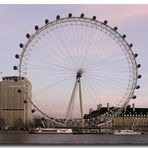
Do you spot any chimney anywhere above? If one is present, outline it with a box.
[89,108,94,114]
[97,104,102,111]
[107,103,109,111]
[124,105,127,112]
[132,103,135,112]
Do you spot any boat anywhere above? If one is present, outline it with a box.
[114,129,141,135]
[31,127,73,134]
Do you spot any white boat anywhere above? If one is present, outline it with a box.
[114,129,141,135]
[32,127,73,134]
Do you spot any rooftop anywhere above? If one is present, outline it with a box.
[84,106,148,119]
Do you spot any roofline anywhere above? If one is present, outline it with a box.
[2,76,31,85]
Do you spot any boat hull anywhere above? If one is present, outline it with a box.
[114,129,141,135]
[31,128,73,134]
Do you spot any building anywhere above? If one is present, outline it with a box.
[84,103,148,132]
[0,76,33,129]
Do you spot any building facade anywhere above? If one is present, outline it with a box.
[0,76,32,129]
[84,103,148,132]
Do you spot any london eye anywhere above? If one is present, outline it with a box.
[14,13,141,127]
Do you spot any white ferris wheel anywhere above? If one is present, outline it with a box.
[14,13,141,127]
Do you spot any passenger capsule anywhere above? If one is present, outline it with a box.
[14,78,18,82]
[24,100,27,103]
[137,75,142,79]
[136,85,140,89]
[13,66,17,70]
[15,54,19,59]
[45,19,49,24]
[92,16,96,20]
[26,34,30,38]
[129,43,133,47]
[122,34,126,38]
[132,95,136,99]
[113,27,118,31]
[18,89,21,93]
[32,109,36,113]
[41,117,45,120]
[35,25,39,30]
[56,15,60,20]
[19,43,24,48]
[103,20,108,25]
[134,53,138,57]
[137,64,141,68]
[68,13,72,18]
[80,13,84,18]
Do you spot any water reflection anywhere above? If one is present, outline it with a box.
[0,132,148,144]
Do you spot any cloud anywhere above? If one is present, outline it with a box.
[0,4,148,111]
[76,4,148,22]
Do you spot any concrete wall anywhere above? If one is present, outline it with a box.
[0,76,33,128]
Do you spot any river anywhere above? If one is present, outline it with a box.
[0,132,148,145]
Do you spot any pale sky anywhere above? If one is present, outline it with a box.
[0,4,148,115]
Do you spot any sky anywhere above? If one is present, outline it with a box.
[0,4,148,113]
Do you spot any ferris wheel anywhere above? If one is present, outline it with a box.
[14,13,141,127]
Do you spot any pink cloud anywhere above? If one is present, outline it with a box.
[130,96,148,108]
[76,4,148,24]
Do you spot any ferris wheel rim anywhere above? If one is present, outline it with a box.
[16,15,139,127]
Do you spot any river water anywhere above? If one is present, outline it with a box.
[0,132,148,145]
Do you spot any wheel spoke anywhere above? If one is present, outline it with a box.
[16,15,139,128]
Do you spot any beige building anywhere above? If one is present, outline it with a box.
[85,103,148,133]
[0,76,32,129]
